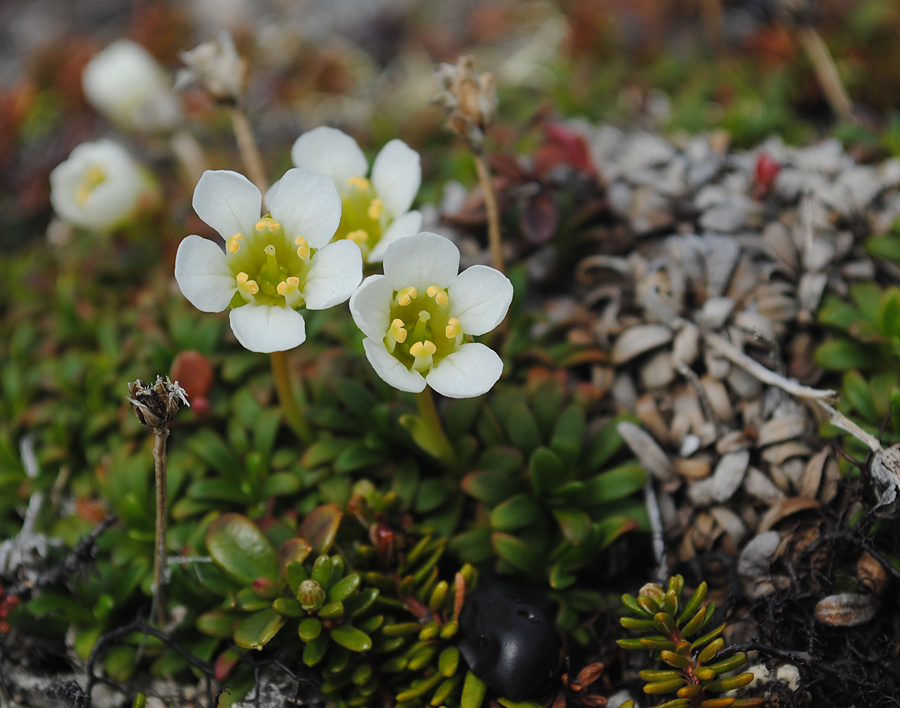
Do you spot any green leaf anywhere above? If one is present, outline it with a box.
[477,446,525,474]
[188,479,250,503]
[194,561,243,596]
[490,494,542,531]
[415,478,451,513]
[187,429,244,483]
[529,447,566,497]
[461,671,487,708]
[817,293,863,332]
[552,508,592,545]
[234,609,286,650]
[878,287,900,338]
[334,442,386,473]
[205,514,278,585]
[815,339,881,371]
[328,573,361,603]
[449,528,493,564]
[330,624,372,652]
[843,370,878,421]
[585,415,634,471]
[446,397,485,439]
[851,282,884,323]
[462,470,518,505]
[303,633,328,666]
[506,402,543,455]
[548,563,577,590]
[491,532,542,574]
[867,235,900,263]
[197,610,238,638]
[580,463,647,505]
[299,504,343,555]
[302,438,348,468]
[261,472,302,498]
[298,617,322,642]
[549,404,586,466]
[104,645,137,682]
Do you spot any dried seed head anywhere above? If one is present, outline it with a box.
[433,55,497,152]
[127,376,189,430]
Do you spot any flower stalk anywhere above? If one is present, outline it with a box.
[413,388,459,470]
[270,350,313,444]
[230,106,268,194]
[473,153,504,273]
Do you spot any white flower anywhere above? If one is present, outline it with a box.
[290,127,423,263]
[175,168,362,353]
[49,139,154,232]
[82,39,180,132]
[175,30,246,103]
[350,232,513,398]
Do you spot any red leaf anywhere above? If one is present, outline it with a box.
[534,123,597,178]
[753,152,780,199]
[170,350,214,401]
[522,189,559,244]
[299,503,343,555]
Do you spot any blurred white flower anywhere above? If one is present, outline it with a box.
[176,30,246,103]
[50,139,155,232]
[433,55,497,152]
[290,127,423,263]
[175,168,362,353]
[82,39,180,132]
[350,232,513,398]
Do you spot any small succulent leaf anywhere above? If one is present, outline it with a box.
[491,532,542,574]
[197,610,238,639]
[548,563,577,590]
[621,617,656,631]
[277,538,313,581]
[707,652,748,674]
[344,587,379,618]
[490,494,543,531]
[640,670,682,681]
[272,597,304,618]
[549,404,586,466]
[301,438,348,468]
[303,633,328,666]
[655,613,676,634]
[660,649,689,669]
[585,414,636,471]
[580,463,647,506]
[691,623,725,652]
[285,561,308,596]
[677,685,702,699]
[640,638,676,650]
[680,606,707,638]
[462,470,518,505]
[699,700,737,708]
[616,638,645,650]
[234,609,286,650]
[438,645,460,676]
[698,637,725,664]
[506,402,543,455]
[194,561,243,596]
[552,508,592,545]
[850,281,884,322]
[643,678,686,694]
[433,676,463,706]
[477,446,525,474]
[497,700,545,708]
[298,617,322,642]
[866,235,900,263]
[703,673,755,693]
[206,514,278,585]
[815,339,882,371]
[330,624,372,652]
[396,672,444,702]
[461,670,488,708]
[299,504,343,555]
[676,581,708,625]
[529,447,566,497]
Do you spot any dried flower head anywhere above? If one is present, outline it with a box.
[127,376,189,430]
[433,55,497,152]
[176,30,247,104]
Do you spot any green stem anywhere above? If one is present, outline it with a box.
[414,388,458,469]
[270,350,313,444]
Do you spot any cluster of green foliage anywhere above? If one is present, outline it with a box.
[618,576,761,708]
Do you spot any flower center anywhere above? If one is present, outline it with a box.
[76,165,107,205]
[226,216,313,309]
[383,283,464,373]
[333,176,388,259]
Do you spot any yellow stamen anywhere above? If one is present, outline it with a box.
[295,236,310,259]
[396,287,418,307]
[385,318,408,353]
[277,276,302,308]
[410,340,437,372]
[76,165,106,205]
[445,318,463,339]
[256,219,268,231]
[267,219,281,231]
[227,233,243,253]
[426,285,449,306]
[236,272,259,301]
[347,229,369,246]
[367,198,384,220]
[347,176,370,190]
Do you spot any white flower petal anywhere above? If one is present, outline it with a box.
[383,232,460,291]
[229,305,306,353]
[362,338,426,393]
[426,343,503,398]
[174,235,235,312]
[192,170,261,240]
[371,139,421,217]
[290,127,368,188]
[263,178,280,212]
[303,240,363,310]
[350,274,394,340]
[367,210,423,263]
[449,265,513,336]
[268,168,342,249]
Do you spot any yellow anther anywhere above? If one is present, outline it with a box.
[276,276,302,307]
[426,285,449,306]
[367,198,384,220]
[295,236,310,259]
[227,233,243,253]
[409,340,437,372]
[347,176,370,190]
[385,318,408,353]
[396,287,418,307]
[347,229,369,246]
[267,219,281,231]
[255,219,268,231]
[445,318,463,339]
[76,165,106,205]
[236,272,259,301]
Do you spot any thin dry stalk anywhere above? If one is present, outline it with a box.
[474,153,505,273]
[230,106,268,194]
[798,26,854,123]
[151,427,170,627]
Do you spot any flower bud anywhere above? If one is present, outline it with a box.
[433,56,498,152]
[82,40,180,132]
[298,579,326,612]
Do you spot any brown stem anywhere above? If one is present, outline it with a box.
[474,153,504,273]
[230,106,268,194]
[152,427,170,627]
[798,25,853,123]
